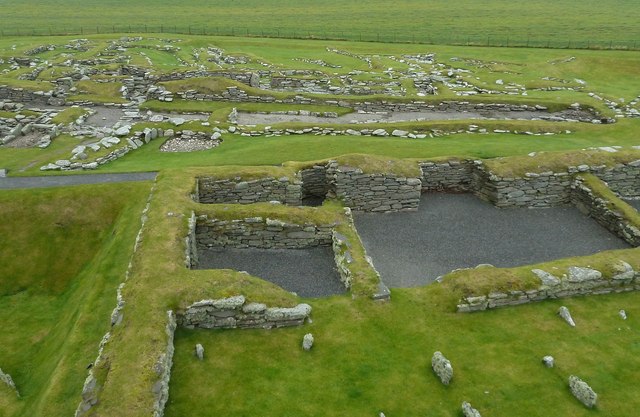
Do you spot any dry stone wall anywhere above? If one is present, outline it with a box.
[301,166,330,200]
[596,161,640,197]
[195,216,335,250]
[177,295,312,329]
[327,161,422,212]
[196,176,302,205]
[419,160,474,192]
[571,177,640,246]
[457,263,638,312]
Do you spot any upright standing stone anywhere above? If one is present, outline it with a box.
[431,351,453,385]
[195,344,204,360]
[558,306,576,327]
[302,333,314,351]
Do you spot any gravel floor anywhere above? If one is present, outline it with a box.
[625,199,640,211]
[353,193,630,288]
[196,246,346,298]
[0,172,157,189]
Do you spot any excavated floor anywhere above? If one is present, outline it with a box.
[353,193,630,288]
[196,246,345,298]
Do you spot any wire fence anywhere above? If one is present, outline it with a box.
[1,25,638,51]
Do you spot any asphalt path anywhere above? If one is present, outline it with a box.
[196,246,346,298]
[0,172,157,189]
[353,193,630,288]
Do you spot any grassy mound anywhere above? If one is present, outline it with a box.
[0,182,152,417]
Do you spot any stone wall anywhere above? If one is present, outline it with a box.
[420,160,474,192]
[327,161,422,212]
[457,263,639,312]
[177,295,312,329]
[0,85,64,105]
[473,163,574,208]
[596,162,640,198]
[571,177,640,246]
[196,176,302,205]
[195,216,335,250]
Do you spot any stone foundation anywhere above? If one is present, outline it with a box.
[327,161,422,212]
[195,216,335,250]
[420,160,474,192]
[457,263,639,312]
[196,176,302,205]
[177,295,312,329]
[571,177,640,246]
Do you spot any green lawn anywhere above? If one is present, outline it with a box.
[0,182,153,417]
[167,289,640,417]
[1,0,639,49]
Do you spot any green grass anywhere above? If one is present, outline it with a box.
[0,182,153,417]
[1,0,640,49]
[68,80,126,104]
[50,106,88,125]
[166,287,640,417]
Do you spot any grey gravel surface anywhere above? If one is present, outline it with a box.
[0,172,157,189]
[353,194,630,288]
[196,246,345,298]
[625,199,640,211]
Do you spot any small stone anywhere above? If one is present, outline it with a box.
[542,356,554,368]
[431,351,453,385]
[195,344,204,360]
[302,333,314,351]
[569,375,597,408]
[619,310,627,320]
[558,306,576,327]
[462,401,482,417]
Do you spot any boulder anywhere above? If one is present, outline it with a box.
[569,375,597,408]
[302,333,314,351]
[542,356,554,368]
[431,351,453,385]
[462,401,482,417]
[114,125,131,136]
[558,306,576,327]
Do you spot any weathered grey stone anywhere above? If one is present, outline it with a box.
[302,333,314,351]
[462,401,482,417]
[569,375,597,408]
[0,367,18,397]
[372,128,388,136]
[431,351,453,385]
[532,269,561,286]
[265,303,312,321]
[566,267,602,282]
[114,125,130,136]
[619,309,627,320]
[195,343,204,360]
[611,261,635,281]
[242,302,267,314]
[558,306,576,327]
[542,356,554,368]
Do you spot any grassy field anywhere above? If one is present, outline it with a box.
[0,182,152,417]
[1,30,640,417]
[0,0,639,49]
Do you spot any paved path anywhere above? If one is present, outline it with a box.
[0,172,157,189]
[196,247,346,298]
[353,193,630,288]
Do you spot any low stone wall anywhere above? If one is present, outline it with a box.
[152,311,176,417]
[596,162,640,198]
[474,164,574,208]
[457,263,639,312]
[195,216,334,249]
[0,85,64,105]
[571,177,640,246]
[420,160,474,192]
[327,161,422,212]
[196,176,302,205]
[177,295,312,329]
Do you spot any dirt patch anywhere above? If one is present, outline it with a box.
[3,132,45,148]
